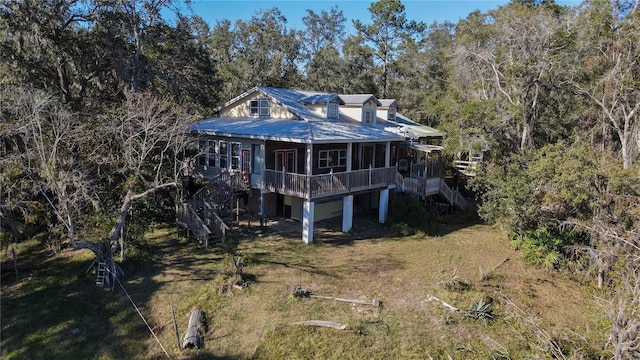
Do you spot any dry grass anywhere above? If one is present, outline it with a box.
[1,215,609,359]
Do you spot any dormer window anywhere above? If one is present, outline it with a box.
[250,99,269,116]
[387,107,396,121]
[363,109,374,125]
[327,102,339,118]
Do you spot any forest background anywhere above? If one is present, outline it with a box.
[1,0,639,357]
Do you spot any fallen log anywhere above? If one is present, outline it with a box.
[426,295,459,312]
[182,308,204,349]
[310,295,381,307]
[275,320,349,331]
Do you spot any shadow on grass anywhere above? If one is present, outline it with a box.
[1,240,152,359]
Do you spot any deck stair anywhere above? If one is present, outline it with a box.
[395,172,467,210]
[453,160,480,177]
[178,172,247,246]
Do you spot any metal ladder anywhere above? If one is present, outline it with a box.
[96,262,107,287]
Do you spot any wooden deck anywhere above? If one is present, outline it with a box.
[264,166,396,200]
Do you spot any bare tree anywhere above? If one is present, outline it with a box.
[3,86,195,285]
[600,263,640,359]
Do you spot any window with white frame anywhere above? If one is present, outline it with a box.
[216,141,227,168]
[207,139,217,167]
[327,102,339,118]
[318,149,347,169]
[363,109,374,125]
[387,106,396,120]
[198,140,207,166]
[250,99,269,116]
[231,142,241,170]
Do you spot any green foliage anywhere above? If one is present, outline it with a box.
[509,228,585,270]
[463,298,494,325]
[388,193,430,234]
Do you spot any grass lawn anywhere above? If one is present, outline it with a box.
[1,214,609,359]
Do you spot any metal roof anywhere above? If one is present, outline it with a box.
[339,94,382,106]
[191,117,404,144]
[202,86,441,144]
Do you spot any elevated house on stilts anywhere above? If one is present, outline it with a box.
[177,86,466,245]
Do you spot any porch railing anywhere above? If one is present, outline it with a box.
[409,159,444,178]
[264,166,396,200]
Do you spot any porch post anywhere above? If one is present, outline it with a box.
[306,143,313,199]
[385,141,391,167]
[342,195,353,232]
[302,200,315,244]
[379,188,389,224]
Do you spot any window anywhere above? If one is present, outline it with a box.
[319,150,347,169]
[198,140,207,166]
[327,102,339,118]
[219,141,228,168]
[207,139,217,167]
[387,107,396,120]
[250,99,269,116]
[363,109,374,125]
[231,142,241,170]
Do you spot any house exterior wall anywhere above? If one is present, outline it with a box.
[265,141,306,173]
[339,101,378,125]
[312,143,349,175]
[340,105,362,122]
[307,104,327,118]
[314,197,344,222]
[220,95,296,119]
[193,135,261,179]
[262,192,278,217]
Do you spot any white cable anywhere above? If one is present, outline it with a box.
[106,266,173,359]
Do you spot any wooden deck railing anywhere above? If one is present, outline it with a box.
[264,166,396,200]
[409,159,444,178]
[394,172,467,210]
[176,202,211,246]
[453,160,480,177]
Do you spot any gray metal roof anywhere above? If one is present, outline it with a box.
[378,113,446,139]
[339,94,382,106]
[201,86,438,143]
[191,117,404,144]
[378,99,397,108]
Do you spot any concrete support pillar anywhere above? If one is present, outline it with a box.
[302,200,315,244]
[379,188,389,224]
[342,195,354,232]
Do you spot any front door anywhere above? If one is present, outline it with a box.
[275,149,297,172]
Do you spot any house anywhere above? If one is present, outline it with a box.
[177,86,464,245]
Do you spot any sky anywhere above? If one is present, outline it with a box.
[173,0,583,30]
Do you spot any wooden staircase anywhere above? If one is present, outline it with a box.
[395,172,467,210]
[177,172,249,246]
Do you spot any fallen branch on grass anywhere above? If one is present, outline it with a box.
[426,295,460,312]
[493,257,510,271]
[292,286,380,307]
[275,320,349,331]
